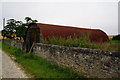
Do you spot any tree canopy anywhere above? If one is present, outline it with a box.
[25,17,38,26]
[2,17,38,40]
[2,19,16,39]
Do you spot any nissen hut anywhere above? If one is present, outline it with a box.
[24,23,109,52]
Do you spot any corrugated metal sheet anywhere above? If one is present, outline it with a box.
[36,23,109,42]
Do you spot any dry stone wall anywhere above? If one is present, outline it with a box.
[3,39,120,78]
[33,43,120,78]
[3,39,23,50]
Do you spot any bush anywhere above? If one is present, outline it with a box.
[112,35,120,40]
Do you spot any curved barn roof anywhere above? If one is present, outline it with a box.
[35,23,109,42]
[27,23,109,42]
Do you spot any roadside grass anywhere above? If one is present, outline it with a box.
[0,41,2,48]
[43,37,120,52]
[1,42,85,78]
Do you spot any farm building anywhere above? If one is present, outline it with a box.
[24,23,109,52]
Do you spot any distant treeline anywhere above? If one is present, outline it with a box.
[112,35,120,40]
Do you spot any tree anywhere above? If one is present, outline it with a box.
[112,35,120,40]
[25,17,32,23]
[2,17,38,40]
[2,19,16,39]
[1,30,7,39]
[5,19,16,32]
[25,17,38,26]
[15,23,27,40]
[15,17,38,40]
[15,21,23,26]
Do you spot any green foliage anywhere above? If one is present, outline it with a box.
[25,17,38,25]
[112,35,120,40]
[1,30,7,38]
[44,36,99,49]
[1,17,38,40]
[2,19,17,39]
[44,37,120,52]
[15,24,27,39]
[1,42,84,78]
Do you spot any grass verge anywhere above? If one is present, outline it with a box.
[1,42,85,78]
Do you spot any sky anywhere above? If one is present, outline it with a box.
[0,0,120,35]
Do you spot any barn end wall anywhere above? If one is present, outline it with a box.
[3,39,120,78]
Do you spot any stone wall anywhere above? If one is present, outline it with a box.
[33,43,120,78]
[3,39,23,50]
[3,39,120,78]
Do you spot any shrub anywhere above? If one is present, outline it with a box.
[112,35,120,40]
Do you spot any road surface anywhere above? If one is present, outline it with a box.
[0,49,28,78]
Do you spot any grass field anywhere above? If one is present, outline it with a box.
[1,42,85,78]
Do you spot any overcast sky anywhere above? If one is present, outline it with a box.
[0,0,119,35]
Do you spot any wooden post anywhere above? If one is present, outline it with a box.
[28,42,34,54]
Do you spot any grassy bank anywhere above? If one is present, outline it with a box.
[1,42,85,78]
[44,37,120,52]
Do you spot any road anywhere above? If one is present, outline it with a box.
[0,49,28,78]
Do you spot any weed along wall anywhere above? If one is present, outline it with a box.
[3,39,120,78]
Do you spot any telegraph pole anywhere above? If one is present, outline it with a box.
[3,18,5,29]
[3,18,5,41]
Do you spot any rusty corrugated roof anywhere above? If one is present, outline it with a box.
[36,23,109,42]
